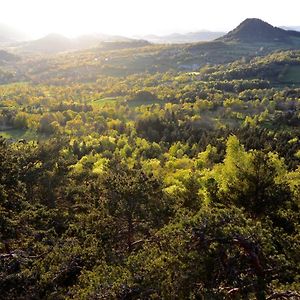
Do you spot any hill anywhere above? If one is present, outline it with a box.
[0,23,29,44]
[15,33,74,53]
[5,18,300,81]
[219,18,300,43]
[9,33,146,54]
[140,31,225,44]
[98,40,150,51]
[0,49,19,63]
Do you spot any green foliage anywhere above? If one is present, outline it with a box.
[0,44,300,299]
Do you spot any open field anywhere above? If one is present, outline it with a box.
[0,129,39,140]
[91,97,118,107]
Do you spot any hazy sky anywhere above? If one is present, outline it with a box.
[1,0,300,38]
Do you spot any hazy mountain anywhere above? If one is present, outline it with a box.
[218,18,300,43]
[140,31,225,44]
[0,23,30,44]
[75,33,135,46]
[74,34,130,49]
[281,26,300,32]
[10,33,141,54]
[98,40,150,51]
[16,33,75,53]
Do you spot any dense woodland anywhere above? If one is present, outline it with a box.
[1,20,300,299]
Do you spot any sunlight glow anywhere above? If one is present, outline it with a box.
[1,0,300,38]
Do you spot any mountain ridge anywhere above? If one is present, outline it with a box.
[218,18,300,43]
[138,31,225,44]
[7,33,142,54]
[0,23,30,44]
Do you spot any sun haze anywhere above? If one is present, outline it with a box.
[0,0,299,38]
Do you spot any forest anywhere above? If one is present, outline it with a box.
[0,19,300,300]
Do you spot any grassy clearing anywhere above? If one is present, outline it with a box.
[126,98,162,108]
[0,129,38,140]
[91,97,118,107]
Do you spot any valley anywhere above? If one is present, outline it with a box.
[0,17,300,300]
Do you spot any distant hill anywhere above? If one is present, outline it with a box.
[74,34,132,49]
[10,33,143,54]
[140,31,225,44]
[4,18,300,82]
[98,40,150,51]
[0,23,30,44]
[18,34,74,53]
[281,26,300,32]
[218,18,300,43]
[0,50,19,63]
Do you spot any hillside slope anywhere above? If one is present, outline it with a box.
[218,18,300,43]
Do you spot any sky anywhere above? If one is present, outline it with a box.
[1,0,300,38]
